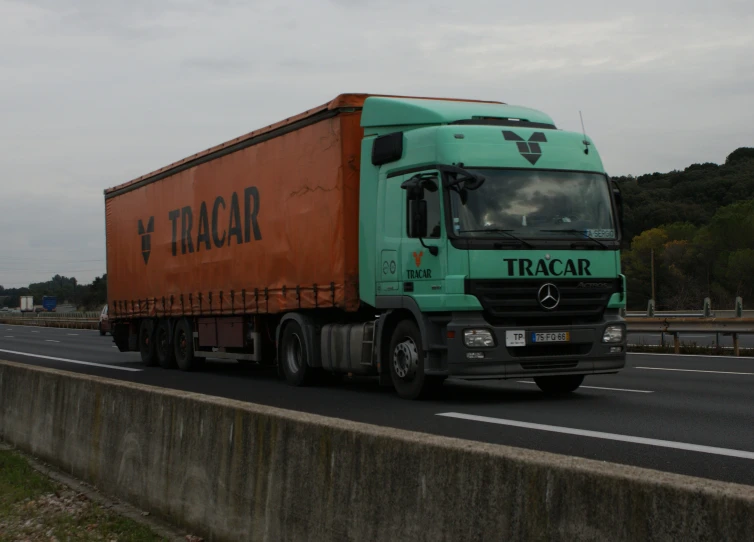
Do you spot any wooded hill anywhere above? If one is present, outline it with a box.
[615,147,754,310]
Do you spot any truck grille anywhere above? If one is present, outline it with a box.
[465,278,621,326]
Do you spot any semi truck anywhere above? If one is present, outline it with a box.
[104,93,627,399]
[20,295,34,313]
[42,296,57,312]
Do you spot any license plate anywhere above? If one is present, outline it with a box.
[505,330,526,347]
[531,331,570,343]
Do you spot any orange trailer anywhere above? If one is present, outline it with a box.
[105,95,366,319]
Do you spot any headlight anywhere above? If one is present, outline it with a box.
[602,325,624,343]
[464,329,495,348]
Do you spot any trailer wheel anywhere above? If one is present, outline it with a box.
[156,319,176,369]
[99,322,106,336]
[174,318,201,371]
[534,375,584,395]
[280,320,314,386]
[138,320,158,366]
[388,319,443,400]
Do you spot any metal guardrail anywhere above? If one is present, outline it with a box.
[0,311,99,318]
[625,317,754,355]
[624,297,749,319]
[622,298,753,355]
[0,312,99,329]
[625,311,754,319]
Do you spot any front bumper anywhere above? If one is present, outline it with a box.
[426,311,626,380]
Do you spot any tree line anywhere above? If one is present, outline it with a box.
[0,274,107,311]
[616,147,754,310]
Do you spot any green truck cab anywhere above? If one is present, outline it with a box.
[358,97,626,398]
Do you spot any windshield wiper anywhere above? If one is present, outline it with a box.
[459,229,534,248]
[538,229,608,249]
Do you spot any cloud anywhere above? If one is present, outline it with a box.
[0,0,752,285]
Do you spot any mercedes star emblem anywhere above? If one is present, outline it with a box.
[537,283,560,310]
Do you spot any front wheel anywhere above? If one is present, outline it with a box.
[388,320,444,400]
[534,375,584,395]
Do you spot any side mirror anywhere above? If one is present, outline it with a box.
[463,176,485,191]
[408,199,428,238]
[612,183,624,235]
[401,174,438,197]
[459,188,469,206]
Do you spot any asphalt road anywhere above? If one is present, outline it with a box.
[2,325,754,487]
[628,332,754,348]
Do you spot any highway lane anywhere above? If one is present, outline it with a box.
[629,331,754,348]
[2,325,754,487]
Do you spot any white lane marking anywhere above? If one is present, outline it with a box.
[4,336,13,338]
[45,340,60,343]
[628,352,754,360]
[0,349,143,372]
[516,381,653,393]
[67,334,79,336]
[436,413,754,460]
[636,366,754,376]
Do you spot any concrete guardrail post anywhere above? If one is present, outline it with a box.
[703,297,712,318]
[736,297,744,318]
[647,299,655,317]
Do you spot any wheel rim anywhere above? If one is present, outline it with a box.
[285,332,303,375]
[393,336,418,380]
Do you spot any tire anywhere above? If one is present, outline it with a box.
[280,320,314,386]
[156,319,176,369]
[138,320,158,366]
[173,318,202,371]
[388,319,444,400]
[99,323,106,336]
[534,375,585,395]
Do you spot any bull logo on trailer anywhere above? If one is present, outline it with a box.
[138,216,154,264]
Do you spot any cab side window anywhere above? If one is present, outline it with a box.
[406,179,441,238]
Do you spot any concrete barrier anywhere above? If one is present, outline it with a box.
[1,360,752,542]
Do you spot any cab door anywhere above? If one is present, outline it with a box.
[399,171,446,299]
[377,173,404,297]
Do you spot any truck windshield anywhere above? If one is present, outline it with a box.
[448,169,616,240]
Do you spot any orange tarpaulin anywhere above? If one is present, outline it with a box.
[105,107,363,319]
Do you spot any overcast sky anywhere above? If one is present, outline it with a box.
[1,0,752,288]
